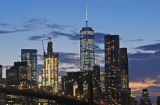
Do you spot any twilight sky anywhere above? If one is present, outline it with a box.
[0,0,160,102]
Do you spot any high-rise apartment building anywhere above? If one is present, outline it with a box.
[140,89,152,105]
[80,2,94,71]
[21,49,37,81]
[104,35,121,104]
[42,41,59,93]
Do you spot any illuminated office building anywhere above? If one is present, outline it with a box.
[21,49,37,81]
[104,35,121,104]
[80,2,94,71]
[42,41,59,93]
[140,89,152,105]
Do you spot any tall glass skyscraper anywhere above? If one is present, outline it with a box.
[21,49,37,81]
[80,2,94,71]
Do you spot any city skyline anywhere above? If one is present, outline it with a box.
[0,0,160,101]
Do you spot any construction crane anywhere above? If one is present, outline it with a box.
[43,34,51,42]
[41,40,45,55]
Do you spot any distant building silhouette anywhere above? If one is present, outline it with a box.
[0,93,6,105]
[41,40,59,93]
[21,49,37,81]
[140,89,152,105]
[0,65,2,79]
[157,96,160,105]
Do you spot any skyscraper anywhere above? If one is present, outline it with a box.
[42,41,59,93]
[140,89,152,105]
[119,48,129,90]
[80,1,94,71]
[21,49,37,81]
[104,35,121,104]
[119,48,130,105]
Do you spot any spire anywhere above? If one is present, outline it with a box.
[86,0,88,27]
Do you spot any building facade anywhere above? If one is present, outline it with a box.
[21,49,37,81]
[42,41,59,93]
[104,35,121,104]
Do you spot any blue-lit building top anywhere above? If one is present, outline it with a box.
[21,49,37,81]
[80,26,94,71]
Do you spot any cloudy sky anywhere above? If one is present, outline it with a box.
[0,0,160,103]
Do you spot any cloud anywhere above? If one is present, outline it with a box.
[94,32,106,44]
[28,30,108,43]
[23,17,47,30]
[46,24,73,30]
[94,45,104,54]
[50,31,80,40]
[24,17,47,25]
[129,77,160,96]
[135,43,160,51]
[0,29,29,35]
[59,52,79,66]
[128,51,160,60]
[129,51,160,84]
[128,39,146,42]
[0,23,9,28]
[28,35,44,41]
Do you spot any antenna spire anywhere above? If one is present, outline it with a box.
[86,0,88,27]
